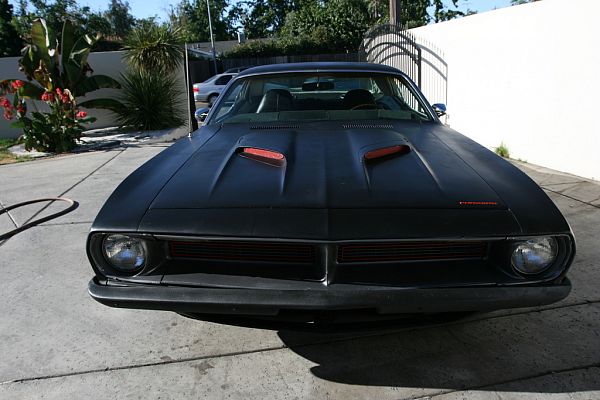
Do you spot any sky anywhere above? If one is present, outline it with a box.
[10,0,515,23]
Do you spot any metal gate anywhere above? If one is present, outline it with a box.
[359,23,448,109]
[359,24,422,87]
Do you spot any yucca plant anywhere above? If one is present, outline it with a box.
[116,22,186,131]
[123,23,184,74]
[0,18,123,152]
[115,70,185,131]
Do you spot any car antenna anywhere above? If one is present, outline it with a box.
[184,42,193,139]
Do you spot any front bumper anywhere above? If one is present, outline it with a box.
[89,278,571,316]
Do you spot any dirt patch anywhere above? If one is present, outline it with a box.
[0,139,31,165]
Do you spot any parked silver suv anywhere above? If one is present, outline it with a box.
[193,73,236,105]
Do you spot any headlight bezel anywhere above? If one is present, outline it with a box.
[510,236,558,276]
[504,234,574,280]
[102,234,148,272]
[87,232,163,278]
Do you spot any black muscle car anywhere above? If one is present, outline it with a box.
[87,62,575,322]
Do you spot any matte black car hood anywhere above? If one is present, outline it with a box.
[92,120,570,239]
[149,123,504,210]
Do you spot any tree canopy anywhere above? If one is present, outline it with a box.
[226,0,475,57]
[168,0,234,42]
[10,0,136,43]
[0,0,22,56]
[234,0,301,39]
[166,0,475,42]
[1,0,477,58]
[281,0,373,51]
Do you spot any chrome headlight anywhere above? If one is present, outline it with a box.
[102,234,146,272]
[511,236,558,275]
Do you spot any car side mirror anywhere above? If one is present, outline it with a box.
[432,103,447,117]
[195,107,210,123]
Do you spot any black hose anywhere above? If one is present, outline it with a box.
[0,198,79,241]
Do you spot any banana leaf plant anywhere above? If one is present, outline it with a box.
[0,18,123,152]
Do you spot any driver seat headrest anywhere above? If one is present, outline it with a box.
[256,89,294,113]
[342,89,376,109]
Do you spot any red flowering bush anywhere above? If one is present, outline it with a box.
[40,91,54,102]
[1,82,97,152]
[11,80,25,89]
[0,18,122,153]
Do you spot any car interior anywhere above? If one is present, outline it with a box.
[211,73,433,123]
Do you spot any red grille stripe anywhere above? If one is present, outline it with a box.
[339,242,483,249]
[338,241,487,263]
[169,241,315,264]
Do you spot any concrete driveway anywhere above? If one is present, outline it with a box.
[0,143,598,399]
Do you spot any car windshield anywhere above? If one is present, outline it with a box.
[209,72,434,124]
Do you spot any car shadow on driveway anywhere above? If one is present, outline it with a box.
[274,305,600,394]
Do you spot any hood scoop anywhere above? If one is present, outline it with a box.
[239,147,286,167]
[364,144,410,161]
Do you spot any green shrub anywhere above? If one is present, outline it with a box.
[224,34,345,59]
[495,142,510,158]
[114,70,185,131]
[224,39,281,58]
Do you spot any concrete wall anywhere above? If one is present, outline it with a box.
[409,0,600,181]
[0,51,189,138]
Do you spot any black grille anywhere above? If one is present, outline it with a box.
[337,241,488,263]
[169,240,316,264]
[342,123,394,129]
[249,124,300,130]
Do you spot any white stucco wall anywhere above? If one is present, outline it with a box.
[409,0,600,181]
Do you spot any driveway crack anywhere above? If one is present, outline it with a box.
[543,187,600,209]
[0,148,126,248]
[0,199,19,228]
[2,299,599,386]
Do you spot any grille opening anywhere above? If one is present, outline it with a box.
[249,124,300,130]
[337,241,488,263]
[169,240,316,264]
[342,123,394,129]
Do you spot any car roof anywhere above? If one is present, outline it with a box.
[225,67,248,73]
[236,62,402,77]
[203,72,236,81]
